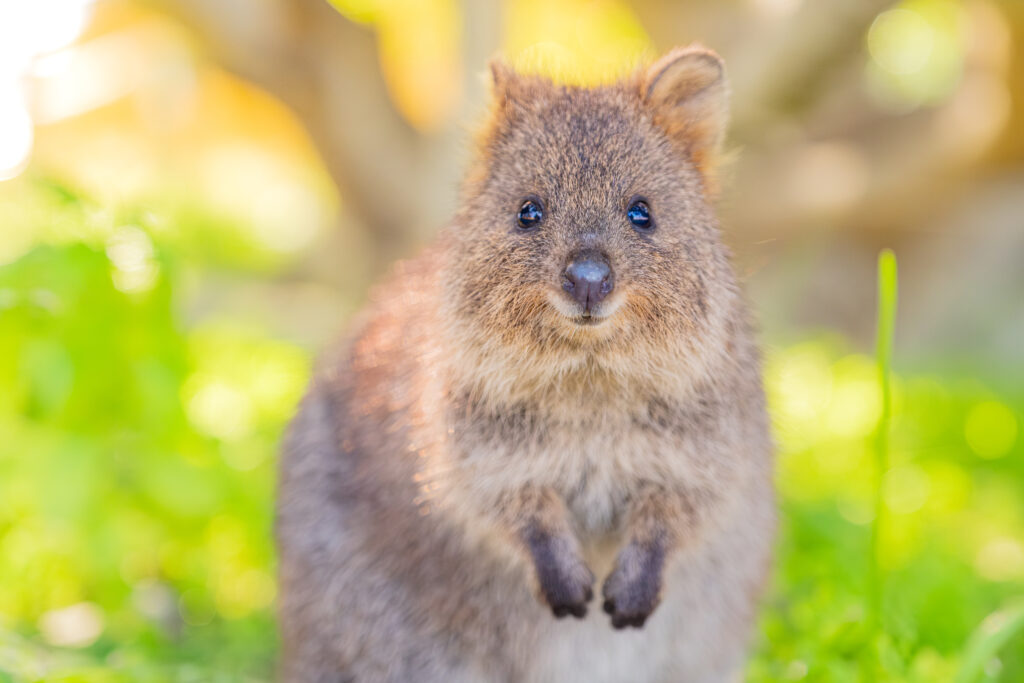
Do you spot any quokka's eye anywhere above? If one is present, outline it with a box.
[627,199,653,232]
[517,199,544,229]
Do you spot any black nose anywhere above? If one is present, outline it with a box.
[563,254,613,313]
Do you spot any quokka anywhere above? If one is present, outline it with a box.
[277,46,776,683]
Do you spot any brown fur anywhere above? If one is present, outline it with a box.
[277,46,775,682]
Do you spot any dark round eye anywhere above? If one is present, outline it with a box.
[517,199,543,229]
[627,200,652,231]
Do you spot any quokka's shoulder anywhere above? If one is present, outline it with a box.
[316,244,448,394]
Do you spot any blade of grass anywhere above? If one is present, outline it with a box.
[955,600,1024,683]
[865,249,898,679]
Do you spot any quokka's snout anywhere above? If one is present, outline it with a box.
[562,250,614,314]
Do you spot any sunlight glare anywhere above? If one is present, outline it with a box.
[0,0,92,65]
[0,90,33,180]
[0,0,93,181]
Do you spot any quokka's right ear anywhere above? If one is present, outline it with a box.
[488,58,539,121]
[641,46,729,177]
[489,58,528,107]
[489,59,515,95]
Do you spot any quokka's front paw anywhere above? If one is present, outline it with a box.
[601,541,665,629]
[525,530,595,618]
[539,557,595,619]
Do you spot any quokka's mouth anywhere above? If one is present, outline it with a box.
[571,314,605,326]
[544,287,624,329]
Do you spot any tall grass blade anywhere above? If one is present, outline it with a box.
[865,249,898,679]
[955,601,1024,683]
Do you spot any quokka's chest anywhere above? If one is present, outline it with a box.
[555,425,698,534]
[453,416,704,531]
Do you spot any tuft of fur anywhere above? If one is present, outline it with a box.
[277,46,775,683]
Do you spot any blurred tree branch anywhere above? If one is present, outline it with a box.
[150,0,499,267]
[631,0,896,135]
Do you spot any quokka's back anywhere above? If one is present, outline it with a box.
[277,46,775,683]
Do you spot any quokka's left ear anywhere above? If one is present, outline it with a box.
[641,46,729,177]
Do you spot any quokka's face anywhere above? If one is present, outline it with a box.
[448,48,732,354]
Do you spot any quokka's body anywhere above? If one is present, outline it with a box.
[277,47,775,683]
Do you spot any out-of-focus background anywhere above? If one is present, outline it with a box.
[0,0,1021,680]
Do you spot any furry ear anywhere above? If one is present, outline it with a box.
[487,59,526,124]
[489,59,515,95]
[487,58,552,120]
[642,46,729,176]
[489,58,531,106]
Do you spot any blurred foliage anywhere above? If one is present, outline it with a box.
[0,179,305,681]
[0,179,1021,681]
[751,340,1024,682]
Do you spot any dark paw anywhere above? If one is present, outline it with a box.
[601,596,652,629]
[550,584,594,618]
[601,542,664,629]
[526,529,595,619]
[540,559,595,619]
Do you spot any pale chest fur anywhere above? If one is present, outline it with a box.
[438,392,741,539]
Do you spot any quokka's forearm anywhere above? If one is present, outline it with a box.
[602,483,705,628]
[497,486,596,618]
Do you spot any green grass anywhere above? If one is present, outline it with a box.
[1,180,1023,681]
[749,250,1023,682]
[866,248,898,679]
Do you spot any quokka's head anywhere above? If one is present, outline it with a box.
[445,47,737,365]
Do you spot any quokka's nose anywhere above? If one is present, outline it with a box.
[563,254,613,313]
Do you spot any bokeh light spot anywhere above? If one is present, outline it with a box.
[883,464,930,515]
[184,375,254,441]
[865,0,966,110]
[825,355,882,438]
[106,226,159,294]
[964,400,1018,459]
[837,495,875,525]
[975,537,1024,582]
[869,8,935,75]
[774,344,833,421]
[38,602,104,648]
